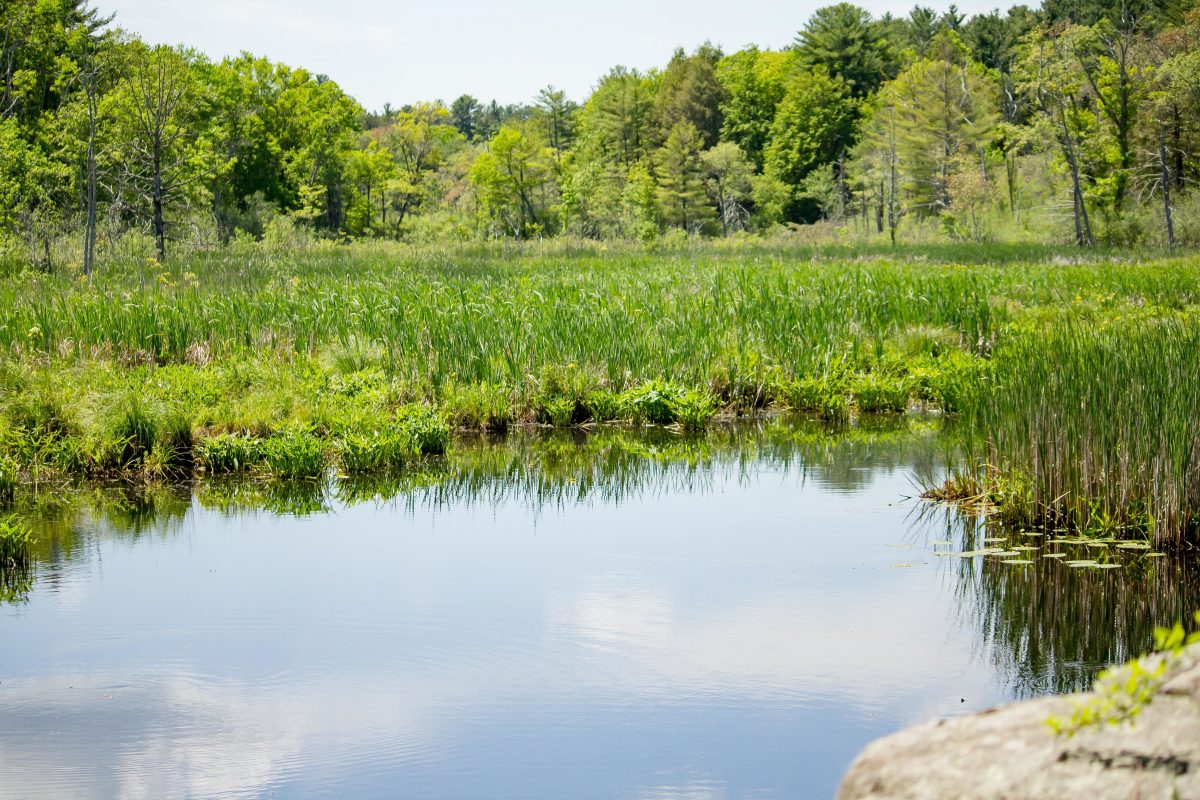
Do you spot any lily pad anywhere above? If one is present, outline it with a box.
[1146,552,1167,558]
[1116,542,1151,550]
[1066,560,1098,568]
[1043,553,1067,559]
[1013,546,1040,551]
[1094,563,1123,570]
[1001,559,1035,565]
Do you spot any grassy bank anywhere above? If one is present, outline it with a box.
[2,241,1200,543]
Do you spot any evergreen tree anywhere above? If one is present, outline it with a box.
[794,4,899,97]
[653,43,727,148]
[654,121,712,231]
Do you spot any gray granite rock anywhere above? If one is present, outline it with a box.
[837,644,1200,800]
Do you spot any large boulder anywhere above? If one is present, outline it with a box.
[838,645,1200,800]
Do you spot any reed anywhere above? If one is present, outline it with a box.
[952,315,1200,547]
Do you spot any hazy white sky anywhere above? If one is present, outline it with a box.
[102,0,1002,110]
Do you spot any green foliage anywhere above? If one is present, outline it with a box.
[852,374,911,413]
[947,315,1200,545]
[0,516,35,570]
[442,382,513,432]
[584,390,623,423]
[1048,611,1200,735]
[397,405,450,456]
[0,457,15,505]
[785,376,851,422]
[794,3,899,97]
[655,121,713,232]
[764,69,858,221]
[336,429,414,474]
[110,395,159,465]
[654,43,727,148]
[263,427,326,479]
[196,433,264,473]
[671,388,717,431]
[717,47,799,169]
[471,123,557,238]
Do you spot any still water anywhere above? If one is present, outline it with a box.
[2,420,1198,799]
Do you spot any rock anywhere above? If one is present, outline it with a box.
[837,644,1200,800]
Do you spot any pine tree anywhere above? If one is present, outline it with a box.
[654,122,713,232]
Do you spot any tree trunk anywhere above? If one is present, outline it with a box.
[83,73,98,276]
[152,140,166,260]
[875,181,884,234]
[1159,135,1175,251]
[1058,108,1093,248]
[888,113,898,247]
[1005,151,1017,221]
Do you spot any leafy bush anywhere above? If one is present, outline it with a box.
[852,374,910,413]
[538,396,576,427]
[196,433,265,473]
[336,430,414,473]
[785,376,849,422]
[670,389,717,431]
[584,390,622,423]
[622,381,682,424]
[397,405,449,455]
[263,428,326,479]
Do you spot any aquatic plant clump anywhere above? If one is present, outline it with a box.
[933,316,1200,547]
[0,517,34,570]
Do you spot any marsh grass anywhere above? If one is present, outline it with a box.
[3,244,1200,542]
[938,316,1200,547]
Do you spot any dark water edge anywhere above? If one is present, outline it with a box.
[2,417,1198,799]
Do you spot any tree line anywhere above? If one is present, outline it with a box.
[2,0,1199,268]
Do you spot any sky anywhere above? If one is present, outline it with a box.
[101,0,1005,111]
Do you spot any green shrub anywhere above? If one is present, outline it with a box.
[336,430,414,473]
[584,390,622,423]
[263,428,326,479]
[852,374,911,413]
[538,395,576,427]
[670,389,717,431]
[197,434,265,473]
[785,376,849,422]
[622,381,682,424]
[397,405,449,455]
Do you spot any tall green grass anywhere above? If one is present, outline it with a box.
[3,242,1200,546]
[946,315,1200,547]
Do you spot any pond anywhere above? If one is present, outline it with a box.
[2,419,1198,799]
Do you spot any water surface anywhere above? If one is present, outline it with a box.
[2,420,1197,799]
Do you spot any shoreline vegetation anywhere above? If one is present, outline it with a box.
[2,243,1200,546]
